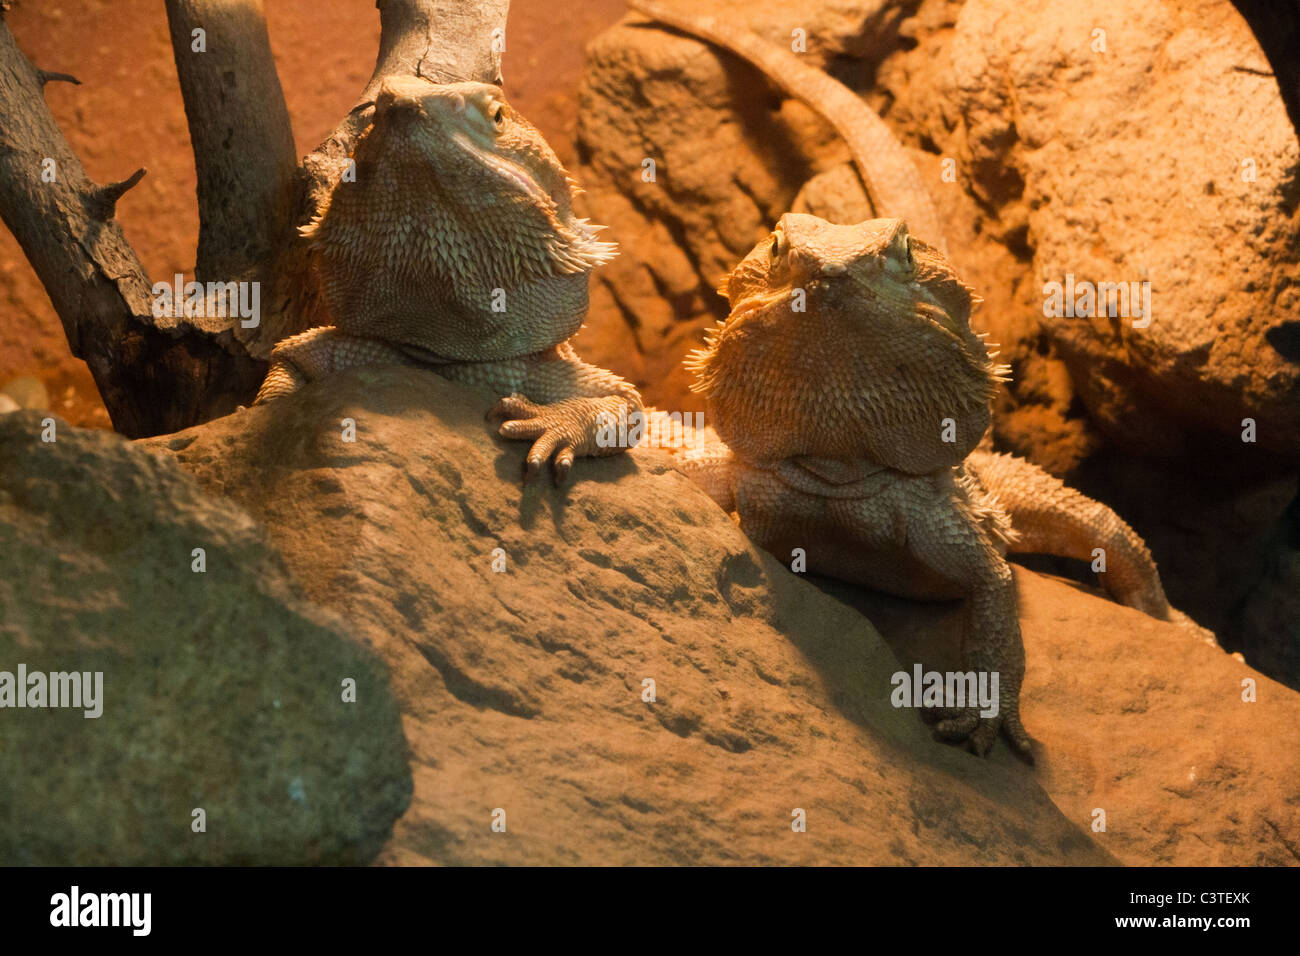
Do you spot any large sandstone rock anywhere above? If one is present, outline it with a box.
[0,412,411,865]
[834,572,1300,865]
[929,0,1300,458]
[139,367,1297,865]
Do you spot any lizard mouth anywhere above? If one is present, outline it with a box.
[450,130,560,208]
[727,288,794,325]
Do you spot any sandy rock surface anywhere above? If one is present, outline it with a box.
[833,572,1300,866]
[150,367,1112,865]
[0,412,411,864]
[934,0,1300,457]
[141,367,1296,865]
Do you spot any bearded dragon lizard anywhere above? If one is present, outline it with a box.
[682,215,1186,757]
[631,5,1185,618]
[254,77,641,483]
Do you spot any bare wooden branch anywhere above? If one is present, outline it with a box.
[36,69,79,87]
[164,0,297,282]
[0,18,264,437]
[88,166,147,221]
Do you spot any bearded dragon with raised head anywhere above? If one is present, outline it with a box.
[682,215,1187,758]
[255,77,641,483]
[632,7,1189,609]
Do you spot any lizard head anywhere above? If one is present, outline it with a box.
[687,214,1004,474]
[302,77,616,361]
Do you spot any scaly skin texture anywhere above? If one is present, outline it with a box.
[627,0,947,251]
[965,449,1184,621]
[254,77,640,482]
[681,214,1184,757]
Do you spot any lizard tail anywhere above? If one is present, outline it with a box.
[627,0,947,252]
[966,449,1189,624]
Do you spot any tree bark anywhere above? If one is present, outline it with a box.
[164,0,297,283]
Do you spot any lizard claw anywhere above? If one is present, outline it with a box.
[931,705,1033,761]
[489,392,626,485]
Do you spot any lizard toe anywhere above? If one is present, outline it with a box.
[967,719,1001,757]
[553,446,576,485]
[933,708,980,741]
[499,418,546,441]
[488,393,540,422]
[524,430,567,483]
[1001,712,1035,761]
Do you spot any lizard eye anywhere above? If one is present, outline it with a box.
[884,228,915,275]
[492,104,505,127]
[769,229,783,262]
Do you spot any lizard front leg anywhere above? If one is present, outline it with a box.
[441,340,644,484]
[894,487,1033,759]
[254,327,416,404]
[677,442,738,512]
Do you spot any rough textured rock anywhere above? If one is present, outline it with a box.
[145,367,1297,865]
[836,571,1300,865]
[148,367,1105,864]
[0,412,411,865]
[923,0,1300,458]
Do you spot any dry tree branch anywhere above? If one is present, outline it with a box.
[0,14,260,437]
[164,0,297,283]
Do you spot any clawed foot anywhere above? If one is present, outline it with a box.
[489,393,627,485]
[931,704,1034,761]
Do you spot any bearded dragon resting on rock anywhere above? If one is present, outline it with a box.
[681,215,1187,757]
[630,2,1193,754]
[255,77,641,483]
